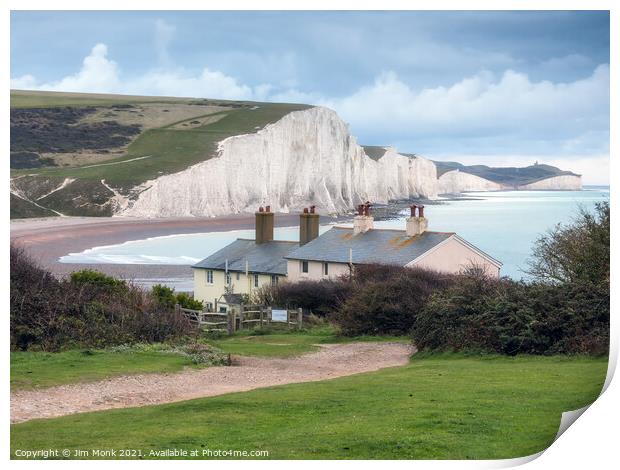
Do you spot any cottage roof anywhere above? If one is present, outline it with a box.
[221,293,245,305]
[192,239,298,275]
[285,227,456,266]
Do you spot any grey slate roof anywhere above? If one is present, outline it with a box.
[221,293,245,305]
[285,227,455,266]
[192,239,298,275]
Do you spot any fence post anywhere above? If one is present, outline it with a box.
[260,307,264,328]
[239,307,244,330]
[175,303,181,316]
[227,309,235,335]
[297,308,303,330]
[267,307,272,326]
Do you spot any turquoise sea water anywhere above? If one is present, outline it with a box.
[61,188,609,280]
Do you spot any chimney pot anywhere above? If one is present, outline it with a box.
[410,204,417,217]
[265,205,271,213]
[299,208,320,245]
[310,205,316,214]
[259,206,264,213]
[418,205,425,218]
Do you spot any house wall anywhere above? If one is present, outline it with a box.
[286,259,351,282]
[409,237,500,277]
[193,268,283,306]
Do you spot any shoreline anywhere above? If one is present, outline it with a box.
[11,213,337,282]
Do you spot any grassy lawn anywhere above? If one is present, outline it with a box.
[10,348,197,390]
[204,327,408,358]
[11,354,607,459]
[10,328,407,389]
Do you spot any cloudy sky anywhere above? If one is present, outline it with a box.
[11,11,610,183]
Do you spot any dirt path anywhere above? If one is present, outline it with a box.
[11,342,414,423]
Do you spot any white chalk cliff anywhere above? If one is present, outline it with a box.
[518,175,582,190]
[121,107,439,217]
[437,170,503,194]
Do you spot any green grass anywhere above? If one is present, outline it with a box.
[10,354,606,459]
[10,89,200,108]
[10,349,196,390]
[13,101,311,187]
[204,327,408,358]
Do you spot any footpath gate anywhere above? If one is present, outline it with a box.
[176,304,303,335]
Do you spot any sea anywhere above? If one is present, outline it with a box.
[60,187,609,284]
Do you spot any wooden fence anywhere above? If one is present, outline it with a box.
[176,304,303,335]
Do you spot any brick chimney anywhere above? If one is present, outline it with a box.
[299,205,320,246]
[406,204,428,236]
[255,205,274,244]
[353,201,373,235]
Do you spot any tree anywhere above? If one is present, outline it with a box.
[525,201,609,285]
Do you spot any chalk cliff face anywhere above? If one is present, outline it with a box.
[517,175,582,190]
[438,170,503,194]
[122,107,438,217]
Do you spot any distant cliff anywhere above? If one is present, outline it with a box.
[437,170,503,194]
[122,107,438,217]
[433,161,581,194]
[517,175,582,190]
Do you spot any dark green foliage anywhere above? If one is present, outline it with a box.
[151,284,177,308]
[257,279,352,316]
[10,106,141,154]
[151,284,203,310]
[176,293,203,310]
[335,266,454,336]
[10,151,57,169]
[10,245,194,351]
[70,270,127,290]
[413,203,609,355]
[412,276,609,355]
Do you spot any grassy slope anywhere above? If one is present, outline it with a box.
[10,193,57,219]
[10,349,197,390]
[11,91,311,187]
[11,354,606,459]
[11,90,201,108]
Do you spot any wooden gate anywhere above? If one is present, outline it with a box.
[177,304,303,335]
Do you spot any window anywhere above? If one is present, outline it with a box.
[301,260,309,273]
[206,270,214,284]
[254,274,259,287]
[226,273,231,285]
[206,302,213,312]
[219,306,227,313]
[323,262,329,276]
[236,272,240,280]
[271,275,278,286]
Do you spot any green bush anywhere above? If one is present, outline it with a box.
[151,284,203,310]
[10,245,195,351]
[70,270,127,290]
[334,266,454,336]
[412,275,609,355]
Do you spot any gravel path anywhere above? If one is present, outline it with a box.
[11,342,414,423]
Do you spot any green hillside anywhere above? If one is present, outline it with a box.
[10,90,311,218]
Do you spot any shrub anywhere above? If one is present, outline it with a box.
[412,273,609,355]
[175,292,203,311]
[256,279,352,316]
[151,284,203,310]
[335,267,455,336]
[10,245,195,351]
[151,284,177,308]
